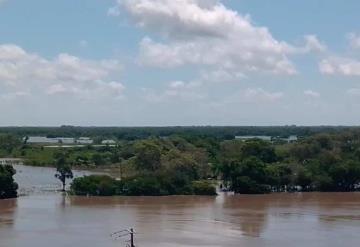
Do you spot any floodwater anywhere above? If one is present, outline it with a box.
[13,165,105,195]
[1,167,360,247]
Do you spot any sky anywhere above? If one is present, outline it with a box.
[0,0,360,126]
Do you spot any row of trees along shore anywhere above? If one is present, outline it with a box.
[1,128,360,197]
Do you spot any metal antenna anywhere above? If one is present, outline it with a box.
[111,228,136,247]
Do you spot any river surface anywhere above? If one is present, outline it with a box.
[1,166,360,247]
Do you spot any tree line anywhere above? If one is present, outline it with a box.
[0,125,356,141]
[1,128,360,197]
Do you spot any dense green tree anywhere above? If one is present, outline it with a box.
[267,164,293,192]
[295,167,312,191]
[134,140,161,171]
[241,140,278,163]
[228,157,271,194]
[0,165,18,199]
[192,180,217,195]
[0,134,20,155]
[328,161,360,191]
[71,174,217,196]
[91,153,105,166]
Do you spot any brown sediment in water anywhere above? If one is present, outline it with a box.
[1,192,360,247]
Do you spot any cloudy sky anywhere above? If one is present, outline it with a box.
[1,0,360,126]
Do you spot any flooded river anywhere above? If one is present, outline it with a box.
[1,166,360,247]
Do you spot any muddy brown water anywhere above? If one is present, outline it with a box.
[1,166,360,247]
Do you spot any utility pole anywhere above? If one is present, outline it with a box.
[130,228,135,247]
[111,228,135,247]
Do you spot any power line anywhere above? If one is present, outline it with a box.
[111,228,136,247]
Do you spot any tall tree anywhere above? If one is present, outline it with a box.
[54,153,73,192]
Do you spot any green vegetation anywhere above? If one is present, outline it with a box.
[71,138,217,196]
[0,134,20,157]
[219,134,360,193]
[0,125,356,141]
[2,127,360,195]
[0,165,18,199]
[71,175,216,196]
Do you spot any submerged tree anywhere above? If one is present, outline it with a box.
[0,165,18,199]
[54,153,73,192]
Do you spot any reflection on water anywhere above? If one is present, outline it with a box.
[1,165,360,247]
[0,199,17,227]
[1,193,360,247]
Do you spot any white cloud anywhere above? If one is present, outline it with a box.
[303,35,327,53]
[0,44,125,100]
[242,88,284,102]
[143,80,205,102]
[117,0,298,76]
[347,33,360,49]
[211,88,284,106]
[200,69,246,83]
[304,90,320,98]
[108,5,121,16]
[319,57,360,76]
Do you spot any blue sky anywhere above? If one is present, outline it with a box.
[0,0,360,126]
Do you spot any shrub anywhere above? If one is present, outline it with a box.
[71,175,118,196]
[192,180,217,195]
[0,165,18,199]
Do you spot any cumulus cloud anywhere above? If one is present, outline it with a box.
[114,0,301,76]
[143,79,205,102]
[319,57,360,76]
[303,35,327,53]
[0,44,124,100]
[304,90,320,98]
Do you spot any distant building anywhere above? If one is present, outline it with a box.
[101,139,116,145]
[235,135,298,143]
[275,135,298,143]
[25,136,75,144]
[287,135,298,143]
[77,137,94,144]
[26,136,59,144]
[56,137,75,144]
[0,158,23,166]
[235,135,272,141]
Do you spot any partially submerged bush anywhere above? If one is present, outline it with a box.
[192,180,217,196]
[71,175,120,196]
[0,165,18,199]
[71,174,217,196]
